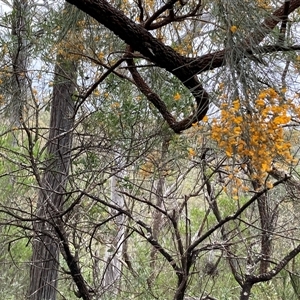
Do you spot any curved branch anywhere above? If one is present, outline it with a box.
[188,176,289,253]
[189,0,300,72]
[125,50,207,133]
[246,0,298,46]
[247,242,300,283]
[80,190,181,274]
[144,0,179,29]
[66,0,300,132]
[145,0,203,30]
[66,0,300,75]
[66,0,209,131]
[133,220,182,274]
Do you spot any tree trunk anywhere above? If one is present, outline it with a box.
[251,179,274,274]
[149,137,169,285]
[28,24,78,300]
[240,282,253,300]
[101,155,126,295]
[11,0,28,127]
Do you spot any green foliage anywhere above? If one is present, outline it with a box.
[0,228,31,300]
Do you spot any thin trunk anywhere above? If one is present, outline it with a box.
[240,282,253,300]
[149,137,169,280]
[257,193,272,273]
[101,158,126,295]
[174,272,189,300]
[11,0,28,127]
[28,7,78,298]
[252,180,274,274]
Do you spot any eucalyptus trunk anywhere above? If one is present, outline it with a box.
[28,19,78,299]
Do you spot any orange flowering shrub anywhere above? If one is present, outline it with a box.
[211,88,295,182]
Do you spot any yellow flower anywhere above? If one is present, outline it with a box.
[261,163,270,172]
[255,99,265,107]
[219,82,224,90]
[230,25,238,33]
[225,149,232,157]
[188,148,196,157]
[258,91,267,99]
[173,92,181,101]
[267,88,277,98]
[232,99,240,111]
[233,126,241,135]
[111,102,120,109]
[93,89,100,96]
[202,115,208,122]
[97,52,104,60]
[273,115,291,125]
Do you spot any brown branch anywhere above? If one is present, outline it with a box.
[66,0,300,132]
[145,0,203,30]
[188,176,289,253]
[136,0,144,22]
[144,0,179,29]
[66,0,209,132]
[279,0,291,43]
[252,44,300,54]
[247,0,299,46]
[80,190,181,274]
[247,242,300,283]
[64,0,300,75]
[133,219,182,274]
[189,0,300,72]
[125,50,207,133]
[74,57,127,115]
[125,51,176,128]
[53,221,92,300]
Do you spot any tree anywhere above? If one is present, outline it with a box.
[1,1,300,300]
[10,0,29,128]
[28,7,77,300]
[62,1,300,299]
[65,0,300,130]
[28,4,93,300]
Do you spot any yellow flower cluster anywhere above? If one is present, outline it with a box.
[54,31,85,62]
[230,26,238,33]
[139,161,154,177]
[173,92,181,101]
[257,0,271,9]
[211,88,293,181]
[188,148,196,158]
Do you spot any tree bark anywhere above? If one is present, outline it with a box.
[11,0,29,127]
[28,16,78,299]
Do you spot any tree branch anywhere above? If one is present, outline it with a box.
[66,0,300,132]
[188,177,289,253]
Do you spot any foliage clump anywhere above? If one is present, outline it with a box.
[211,87,296,183]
